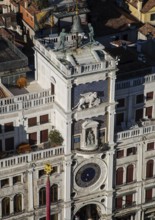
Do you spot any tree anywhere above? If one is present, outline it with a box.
[48,130,64,147]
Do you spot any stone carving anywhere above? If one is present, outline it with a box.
[74,92,100,111]
[86,130,95,145]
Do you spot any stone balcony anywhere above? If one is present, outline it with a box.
[116,119,155,142]
[0,88,54,115]
[0,145,64,169]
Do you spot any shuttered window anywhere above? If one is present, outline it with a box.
[5,137,14,151]
[146,92,153,100]
[126,194,133,206]
[40,129,48,143]
[127,147,136,156]
[4,122,14,132]
[115,197,122,209]
[116,150,124,159]
[29,132,37,145]
[146,160,154,178]
[40,115,48,124]
[147,142,154,151]
[116,167,123,185]
[145,188,152,202]
[126,164,134,183]
[146,106,152,119]
[28,117,37,127]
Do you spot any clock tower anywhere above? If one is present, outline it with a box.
[34,14,117,219]
[70,21,117,220]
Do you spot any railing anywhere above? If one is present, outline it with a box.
[0,89,55,114]
[116,125,155,141]
[35,36,115,77]
[0,146,64,169]
[116,73,155,90]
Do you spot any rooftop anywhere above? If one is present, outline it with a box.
[105,45,153,80]
[127,0,155,13]
[35,32,116,77]
[0,37,28,73]
[88,0,140,37]
[139,23,155,38]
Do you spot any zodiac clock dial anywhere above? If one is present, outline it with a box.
[75,163,101,188]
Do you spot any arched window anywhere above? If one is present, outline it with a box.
[126,164,134,183]
[39,187,46,206]
[50,184,58,203]
[2,197,10,217]
[14,194,22,213]
[116,167,123,185]
[146,160,154,178]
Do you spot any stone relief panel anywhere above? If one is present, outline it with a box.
[72,80,108,109]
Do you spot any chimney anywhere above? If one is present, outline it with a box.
[24,0,28,9]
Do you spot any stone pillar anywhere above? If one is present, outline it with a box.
[10,197,14,215]
[34,50,38,81]
[64,120,72,155]
[108,72,116,103]
[107,73,116,146]
[27,169,34,212]
[63,158,72,220]
[105,151,114,218]
[107,107,115,145]
[136,210,144,220]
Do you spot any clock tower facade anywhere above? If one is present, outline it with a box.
[71,48,117,219]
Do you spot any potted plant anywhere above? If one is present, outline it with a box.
[48,129,64,147]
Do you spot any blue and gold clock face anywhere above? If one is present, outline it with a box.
[75,163,101,187]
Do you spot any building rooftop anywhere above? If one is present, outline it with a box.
[0,38,19,62]
[127,0,155,13]
[35,32,116,77]
[106,45,153,80]
[138,23,155,38]
[0,37,28,73]
[88,0,140,37]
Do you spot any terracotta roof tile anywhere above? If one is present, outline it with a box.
[139,23,155,37]
[127,0,155,13]
[141,0,155,13]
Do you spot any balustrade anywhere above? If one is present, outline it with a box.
[0,90,55,114]
[0,146,64,169]
[116,125,155,141]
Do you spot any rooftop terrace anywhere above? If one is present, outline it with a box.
[35,33,117,77]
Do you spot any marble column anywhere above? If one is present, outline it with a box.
[63,158,72,220]
[27,169,34,212]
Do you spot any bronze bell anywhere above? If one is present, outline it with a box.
[71,15,83,33]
